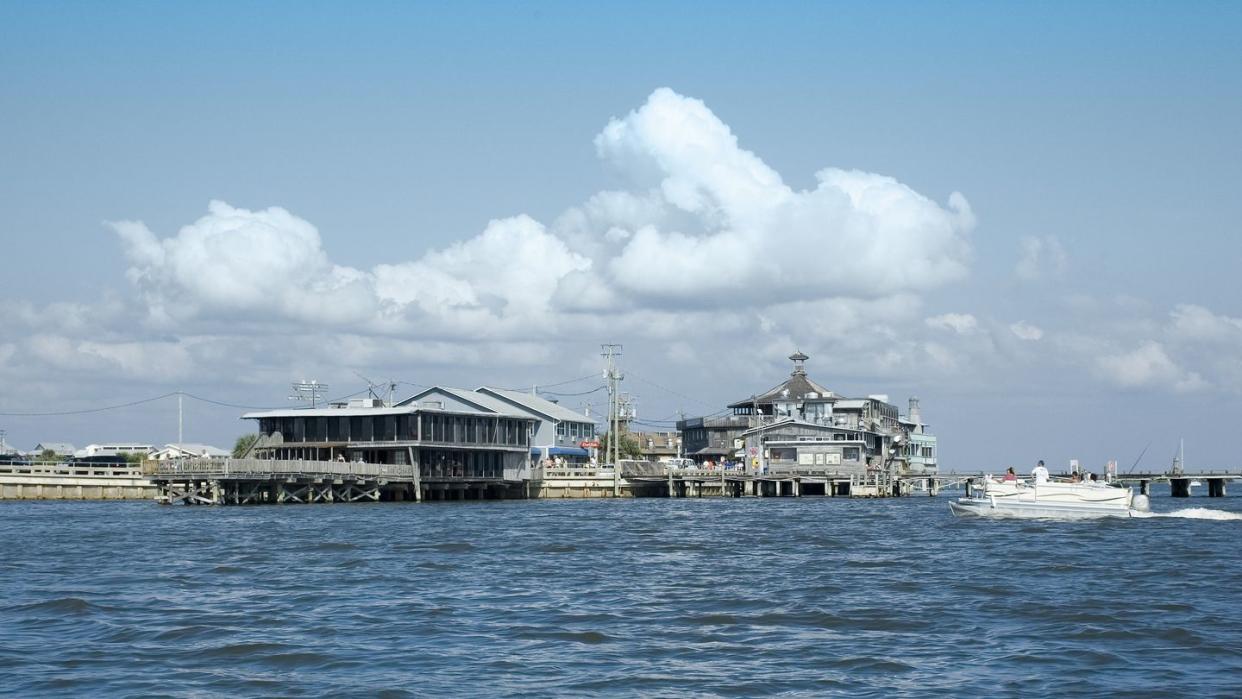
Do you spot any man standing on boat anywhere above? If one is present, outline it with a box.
[1032,460,1050,485]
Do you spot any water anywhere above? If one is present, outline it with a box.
[2,493,1241,697]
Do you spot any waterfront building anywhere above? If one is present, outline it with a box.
[676,414,752,463]
[679,351,938,476]
[244,388,536,481]
[74,443,154,459]
[33,442,76,457]
[474,387,597,465]
[899,398,937,475]
[629,431,681,462]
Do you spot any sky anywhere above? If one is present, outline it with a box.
[2,1,1241,472]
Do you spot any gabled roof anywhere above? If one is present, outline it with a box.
[476,386,594,424]
[34,442,76,453]
[396,386,533,420]
[160,443,230,457]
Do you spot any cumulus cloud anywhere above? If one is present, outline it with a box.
[115,89,973,337]
[112,201,377,327]
[1095,341,1205,392]
[1015,235,1067,281]
[592,89,974,305]
[1009,321,1044,341]
[925,313,978,335]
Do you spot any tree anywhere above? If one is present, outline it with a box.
[599,431,643,462]
[233,433,259,458]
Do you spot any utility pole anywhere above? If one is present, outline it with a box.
[601,344,623,496]
[178,392,183,446]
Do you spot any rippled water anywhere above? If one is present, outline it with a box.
[2,491,1241,697]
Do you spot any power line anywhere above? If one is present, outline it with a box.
[626,373,718,411]
[0,388,377,418]
[0,392,183,417]
[494,372,600,392]
[539,385,607,397]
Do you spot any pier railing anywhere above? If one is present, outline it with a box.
[153,458,417,480]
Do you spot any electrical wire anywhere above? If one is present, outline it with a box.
[538,385,607,397]
[626,373,719,410]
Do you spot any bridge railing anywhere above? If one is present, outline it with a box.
[154,458,417,480]
[0,461,146,478]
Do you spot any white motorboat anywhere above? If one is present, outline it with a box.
[949,477,1149,519]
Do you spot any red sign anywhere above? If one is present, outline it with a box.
[579,440,601,449]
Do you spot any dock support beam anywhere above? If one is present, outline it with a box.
[1171,478,1190,498]
[1208,479,1226,497]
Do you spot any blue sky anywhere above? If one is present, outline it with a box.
[2,1,1240,471]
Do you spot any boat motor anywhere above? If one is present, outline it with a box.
[1132,493,1150,512]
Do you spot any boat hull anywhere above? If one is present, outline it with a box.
[949,480,1139,519]
[949,497,1136,519]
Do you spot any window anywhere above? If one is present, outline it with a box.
[843,447,861,461]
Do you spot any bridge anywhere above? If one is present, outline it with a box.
[1110,470,1236,497]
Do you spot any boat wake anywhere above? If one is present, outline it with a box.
[1132,508,1242,521]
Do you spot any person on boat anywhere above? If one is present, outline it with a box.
[1003,467,1017,482]
[1032,460,1050,485]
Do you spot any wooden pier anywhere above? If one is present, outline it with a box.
[150,458,530,505]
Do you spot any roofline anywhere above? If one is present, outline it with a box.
[474,386,558,422]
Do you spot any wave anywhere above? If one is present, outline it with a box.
[1136,508,1242,521]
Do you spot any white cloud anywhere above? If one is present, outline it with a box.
[593,89,974,305]
[1015,235,1067,281]
[925,313,978,335]
[1009,321,1044,341]
[111,87,975,346]
[1095,341,1206,392]
[1169,304,1242,342]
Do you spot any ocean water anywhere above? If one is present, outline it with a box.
[2,491,1240,698]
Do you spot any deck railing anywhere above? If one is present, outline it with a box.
[154,458,417,480]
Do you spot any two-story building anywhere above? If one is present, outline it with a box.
[244,388,536,481]
[474,387,597,465]
[680,351,938,477]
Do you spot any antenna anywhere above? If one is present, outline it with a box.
[289,380,329,408]
[354,371,398,406]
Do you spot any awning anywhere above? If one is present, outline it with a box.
[692,447,733,456]
[531,446,590,457]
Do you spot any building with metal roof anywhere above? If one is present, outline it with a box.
[475,386,597,464]
[243,386,536,481]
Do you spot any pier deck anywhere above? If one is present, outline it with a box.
[150,458,526,504]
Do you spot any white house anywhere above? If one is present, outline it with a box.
[150,443,230,461]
